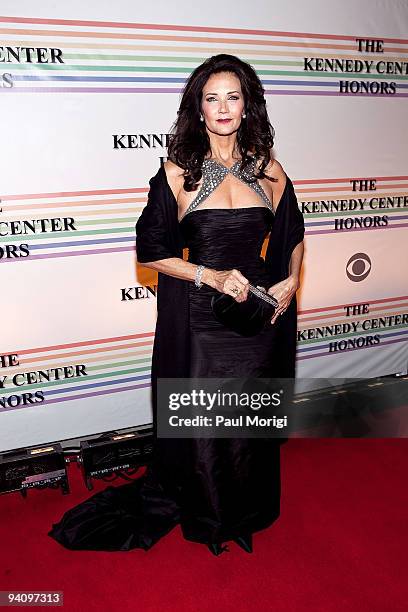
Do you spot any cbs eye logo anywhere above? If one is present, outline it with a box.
[346,253,372,282]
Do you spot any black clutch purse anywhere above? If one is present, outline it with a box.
[211,284,279,337]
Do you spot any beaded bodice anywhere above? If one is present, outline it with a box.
[179,156,274,221]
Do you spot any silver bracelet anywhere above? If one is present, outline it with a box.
[194,265,206,288]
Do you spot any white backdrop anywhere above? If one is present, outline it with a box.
[0,0,407,451]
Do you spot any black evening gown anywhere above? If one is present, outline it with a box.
[176,206,281,544]
[48,159,295,551]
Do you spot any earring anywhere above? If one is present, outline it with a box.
[242,112,246,118]
[199,114,204,122]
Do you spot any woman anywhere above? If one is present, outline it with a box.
[49,54,304,556]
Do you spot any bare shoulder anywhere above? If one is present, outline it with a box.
[163,159,184,178]
[256,155,287,212]
[163,160,185,201]
[264,157,287,183]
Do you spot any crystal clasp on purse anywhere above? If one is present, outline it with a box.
[249,284,279,307]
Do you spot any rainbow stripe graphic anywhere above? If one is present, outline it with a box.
[0,15,407,96]
[297,295,408,360]
[0,332,153,413]
[295,174,408,235]
[0,185,144,262]
[1,175,407,262]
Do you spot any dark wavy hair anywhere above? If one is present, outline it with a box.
[167,54,276,191]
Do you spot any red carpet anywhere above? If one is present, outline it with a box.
[1,439,407,612]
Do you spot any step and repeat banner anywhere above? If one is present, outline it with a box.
[0,1,407,450]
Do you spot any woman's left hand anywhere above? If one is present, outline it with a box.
[267,275,300,324]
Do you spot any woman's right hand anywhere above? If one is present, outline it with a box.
[206,268,249,302]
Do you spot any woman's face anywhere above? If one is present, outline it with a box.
[200,71,245,136]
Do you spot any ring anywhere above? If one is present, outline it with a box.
[232,287,239,295]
